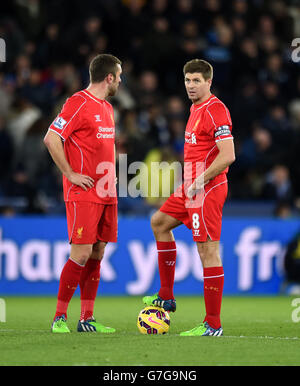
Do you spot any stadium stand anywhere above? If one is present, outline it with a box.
[0,0,299,217]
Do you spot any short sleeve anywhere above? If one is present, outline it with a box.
[48,94,86,140]
[204,102,233,143]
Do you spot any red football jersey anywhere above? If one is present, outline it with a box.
[184,94,233,181]
[49,89,117,204]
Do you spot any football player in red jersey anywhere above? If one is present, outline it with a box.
[44,54,122,333]
[143,59,235,336]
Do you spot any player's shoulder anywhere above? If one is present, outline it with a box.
[63,91,87,110]
[70,90,88,104]
[205,96,229,114]
[205,96,231,123]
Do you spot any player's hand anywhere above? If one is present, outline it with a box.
[66,171,94,191]
[186,181,198,200]
[186,176,207,199]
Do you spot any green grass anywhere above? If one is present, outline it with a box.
[0,296,299,366]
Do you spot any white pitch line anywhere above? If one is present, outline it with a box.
[0,330,299,340]
[0,329,48,333]
[222,335,300,341]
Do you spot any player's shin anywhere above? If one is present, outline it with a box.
[79,258,101,320]
[157,241,177,300]
[54,258,84,320]
[203,266,224,329]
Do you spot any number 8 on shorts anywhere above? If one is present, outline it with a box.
[192,213,200,229]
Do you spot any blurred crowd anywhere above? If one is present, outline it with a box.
[0,0,300,217]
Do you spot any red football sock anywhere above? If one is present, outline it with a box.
[157,241,177,300]
[79,258,101,321]
[54,258,84,320]
[203,266,224,329]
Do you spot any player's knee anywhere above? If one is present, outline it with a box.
[151,212,165,233]
[200,251,221,267]
[197,242,221,267]
[91,242,107,261]
[70,245,93,265]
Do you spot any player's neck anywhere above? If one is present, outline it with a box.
[86,83,108,101]
[193,92,212,106]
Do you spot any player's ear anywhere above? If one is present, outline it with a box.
[106,73,114,84]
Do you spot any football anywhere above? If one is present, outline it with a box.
[137,306,170,334]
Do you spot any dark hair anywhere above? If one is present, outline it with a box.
[89,54,122,83]
[183,59,213,80]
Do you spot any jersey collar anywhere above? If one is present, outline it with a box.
[191,94,215,111]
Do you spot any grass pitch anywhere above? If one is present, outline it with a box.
[0,296,299,366]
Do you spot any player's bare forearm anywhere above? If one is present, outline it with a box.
[203,139,235,183]
[187,139,235,198]
[43,130,73,178]
[43,130,94,190]
[203,150,235,183]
